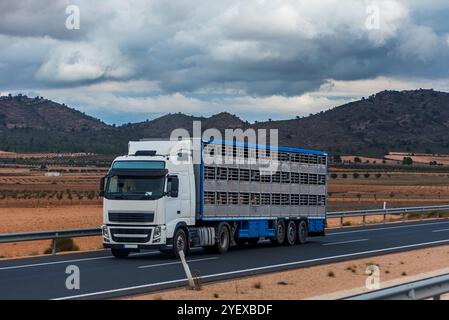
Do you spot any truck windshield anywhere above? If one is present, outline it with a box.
[105,175,165,200]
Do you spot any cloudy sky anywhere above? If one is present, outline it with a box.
[1,0,449,124]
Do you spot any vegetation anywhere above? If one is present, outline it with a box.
[4,90,449,156]
[44,238,79,254]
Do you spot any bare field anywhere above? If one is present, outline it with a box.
[0,206,102,258]
[1,163,448,258]
[126,245,449,300]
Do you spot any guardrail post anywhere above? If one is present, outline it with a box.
[51,238,57,255]
[340,216,344,228]
[362,215,366,225]
[402,213,406,222]
[383,213,386,224]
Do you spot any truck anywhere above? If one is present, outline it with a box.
[100,138,327,258]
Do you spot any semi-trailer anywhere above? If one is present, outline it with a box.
[100,138,327,258]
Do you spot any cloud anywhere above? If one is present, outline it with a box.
[36,42,134,83]
[1,0,449,123]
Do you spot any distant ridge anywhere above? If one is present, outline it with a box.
[1,89,449,156]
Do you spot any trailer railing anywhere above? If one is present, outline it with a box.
[344,273,449,300]
[0,204,448,255]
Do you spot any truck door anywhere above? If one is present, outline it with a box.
[178,172,191,217]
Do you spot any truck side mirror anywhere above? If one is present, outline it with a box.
[99,176,106,197]
[167,175,179,198]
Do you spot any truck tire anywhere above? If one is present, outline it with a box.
[172,228,188,259]
[297,220,308,244]
[111,248,130,259]
[216,223,230,254]
[272,220,286,245]
[284,220,297,246]
[204,223,230,254]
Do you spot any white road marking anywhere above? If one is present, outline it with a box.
[432,228,449,233]
[322,239,369,246]
[52,238,449,300]
[138,257,218,269]
[0,251,159,271]
[327,220,449,236]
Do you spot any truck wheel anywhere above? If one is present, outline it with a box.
[273,220,286,245]
[216,223,230,254]
[297,221,308,244]
[284,221,297,246]
[172,228,188,259]
[203,223,231,254]
[111,248,130,259]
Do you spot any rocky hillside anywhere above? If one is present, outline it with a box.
[1,89,449,156]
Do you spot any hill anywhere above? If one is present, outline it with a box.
[1,89,449,156]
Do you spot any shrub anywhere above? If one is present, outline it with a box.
[44,238,79,254]
[375,173,382,178]
[353,172,360,179]
[342,173,348,179]
[364,173,370,178]
[253,282,262,289]
[330,173,338,179]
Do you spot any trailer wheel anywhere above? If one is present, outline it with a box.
[297,221,308,244]
[111,248,130,259]
[284,221,297,246]
[273,220,286,245]
[172,228,188,258]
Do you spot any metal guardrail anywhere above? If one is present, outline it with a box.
[327,204,449,226]
[0,228,101,255]
[344,273,449,300]
[0,204,448,255]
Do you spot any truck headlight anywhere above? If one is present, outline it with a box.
[153,226,161,242]
[102,225,109,238]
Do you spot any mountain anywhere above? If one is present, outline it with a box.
[1,89,449,156]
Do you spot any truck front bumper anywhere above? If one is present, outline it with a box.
[103,243,172,251]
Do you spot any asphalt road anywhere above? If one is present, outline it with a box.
[1,219,449,300]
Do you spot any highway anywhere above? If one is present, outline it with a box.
[1,219,449,300]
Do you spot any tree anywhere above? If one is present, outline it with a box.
[332,155,342,163]
[402,157,413,165]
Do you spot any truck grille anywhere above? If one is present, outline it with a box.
[108,211,154,223]
[110,228,152,243]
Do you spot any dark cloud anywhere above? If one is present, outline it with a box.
[1,0,449,122]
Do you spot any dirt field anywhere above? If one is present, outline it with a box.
[386,152,449,165]
[0,206,102,258]
[126,245,449,300]
[1,160,449,258]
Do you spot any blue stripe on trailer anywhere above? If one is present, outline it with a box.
[202,216,278,221]
[204,139,327,156]
[308,218,325,233]
[237,220,275,238]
